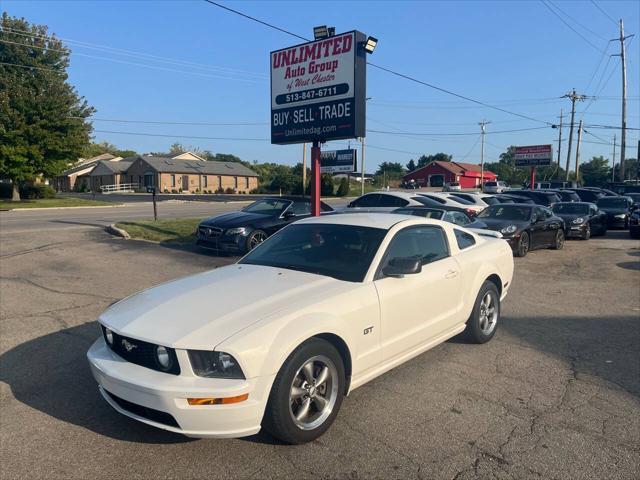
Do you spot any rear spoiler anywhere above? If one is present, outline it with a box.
[469,228,503,239]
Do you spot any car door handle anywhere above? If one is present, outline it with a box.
[445,270,459,279]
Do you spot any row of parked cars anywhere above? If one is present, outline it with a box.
[195,186,640,257]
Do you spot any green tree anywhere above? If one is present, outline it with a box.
[613,158,638,182]
[580,156,610,187]
[320,174,334,196]
[375,162,405,178]
[0,13,95,200]
[406,159,417,172]
[83,141,136,159]
[336,177,349,197]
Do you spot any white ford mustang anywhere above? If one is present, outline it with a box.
[87,214,514,444]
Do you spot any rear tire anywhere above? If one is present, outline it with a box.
[262,338,345,444]
[551,229,565,250]
[464,281,500,344]
[514,231,529,257]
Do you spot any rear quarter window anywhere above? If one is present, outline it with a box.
[454,229,476,249]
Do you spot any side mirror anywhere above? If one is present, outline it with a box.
[282,211,296,219]
[347,202,355,208]
[382,258,422,278]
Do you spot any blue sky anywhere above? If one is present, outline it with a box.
[1,0,638,171]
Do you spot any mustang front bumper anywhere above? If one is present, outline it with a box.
[87,337,275,438]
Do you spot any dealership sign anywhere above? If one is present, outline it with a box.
[514,144,553,167]
[270,31,367,145]
[320,149,357,173]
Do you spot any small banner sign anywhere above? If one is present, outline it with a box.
[320,149,357,173]
[514,144,553,167]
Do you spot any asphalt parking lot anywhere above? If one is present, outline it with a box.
[1,213,639,479]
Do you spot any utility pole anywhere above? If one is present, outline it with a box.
[479,120,490,191]
[562,89,587,181]
[611,20,634,181]
[557,109,563,173]
[361,136,366,196]
[611,135,617,182]
[575,120,583,183]
[302,143,307,196]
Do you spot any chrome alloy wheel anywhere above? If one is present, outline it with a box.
[478,292,498,335]
[289,355,339,431]
[249,231,267,249]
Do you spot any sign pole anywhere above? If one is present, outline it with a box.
[302,143,307,197]
[530,167,536,191]
[311,141,321,216]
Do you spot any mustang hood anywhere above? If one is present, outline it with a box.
[99,264,339,349]
[200,211,272,228]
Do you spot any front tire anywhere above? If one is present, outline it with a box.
[246,229,267,252]
[551,229,565,250]
[582,223,591,240]
[464,281,500,344]
[514,231,529,257]
[262,338,345,444]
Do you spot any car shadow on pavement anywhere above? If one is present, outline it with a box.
[617,261,640,271]
[501,315,640,399]
[0,322,194,444]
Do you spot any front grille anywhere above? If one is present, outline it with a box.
[104,389,180,429]
[198,226,223,237]
[102,326,180,375]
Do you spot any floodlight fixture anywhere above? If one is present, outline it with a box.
[363,36,378,54]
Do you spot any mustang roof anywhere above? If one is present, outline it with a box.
[296,213,448,229]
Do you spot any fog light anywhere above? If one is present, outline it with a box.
[187,393,249,406]
[156,346,171,370]
[104,328,114,346]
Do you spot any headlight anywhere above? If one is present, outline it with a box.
[104,327,114,346]
[572,217,585,224]
[156,345,172,370]
[188,350,245,379]
[615,214,626,219]
[225,227,247,236]
[500,225,517,235]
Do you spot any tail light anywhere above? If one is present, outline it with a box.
[466,208,478,217]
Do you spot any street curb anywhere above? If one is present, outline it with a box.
[5,204,125,212]
[106,223,130,239]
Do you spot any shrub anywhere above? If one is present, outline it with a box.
[336,177,349,197]
[215,187,225,194]
[320,174,334,196]
[20,184,56,199]
[171,189,178,194]
[163,188,169,193]
[225,187,235,194]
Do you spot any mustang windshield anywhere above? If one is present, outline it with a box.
[552,203,589,215]
[239,224,387,282]
[242,199,292,216]
[478,205,532,221]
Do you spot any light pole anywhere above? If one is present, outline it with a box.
[479,120,490,191]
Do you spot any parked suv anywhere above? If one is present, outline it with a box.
[506,189,561,206]
[442,181,461,192]
[483,181,508,193]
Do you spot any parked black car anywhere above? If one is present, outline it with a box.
[596,196,635,228]
[391,205,487,228]
[582,187,619,197]
[541,189,581,202]
[476,204,565,257]
[496,193,536,204]
[629,209,640,238]
[506,189,562,206]
[196,197,334,253]
[551,202,607,239]
[567,188,605,203]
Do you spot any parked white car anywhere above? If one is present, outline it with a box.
[342,191,436,213]
[448,192,501,210]
[483,181,509,193]
[417,192,485,214]
[88,214,513,444]
[442,181,461,192]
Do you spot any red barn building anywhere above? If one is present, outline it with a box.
[403,161,497,189]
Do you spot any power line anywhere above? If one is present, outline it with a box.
[94,129,269,141]
[76,116,268,126]
[0,60,61,73]
[590,0,619,27]
[367,126,549,137]
[540,0,606,53]
[460,135,482,162]
[201,0,553,126]
[1,25,266,80]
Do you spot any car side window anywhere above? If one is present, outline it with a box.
[378,195,409,207]
[381,226,450,270]
[288,201,311,216]
[534,207,546,221]
[454,229,476,249]
[446,211,470,226]
[351,194,379,208]
[543,207,553,219]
